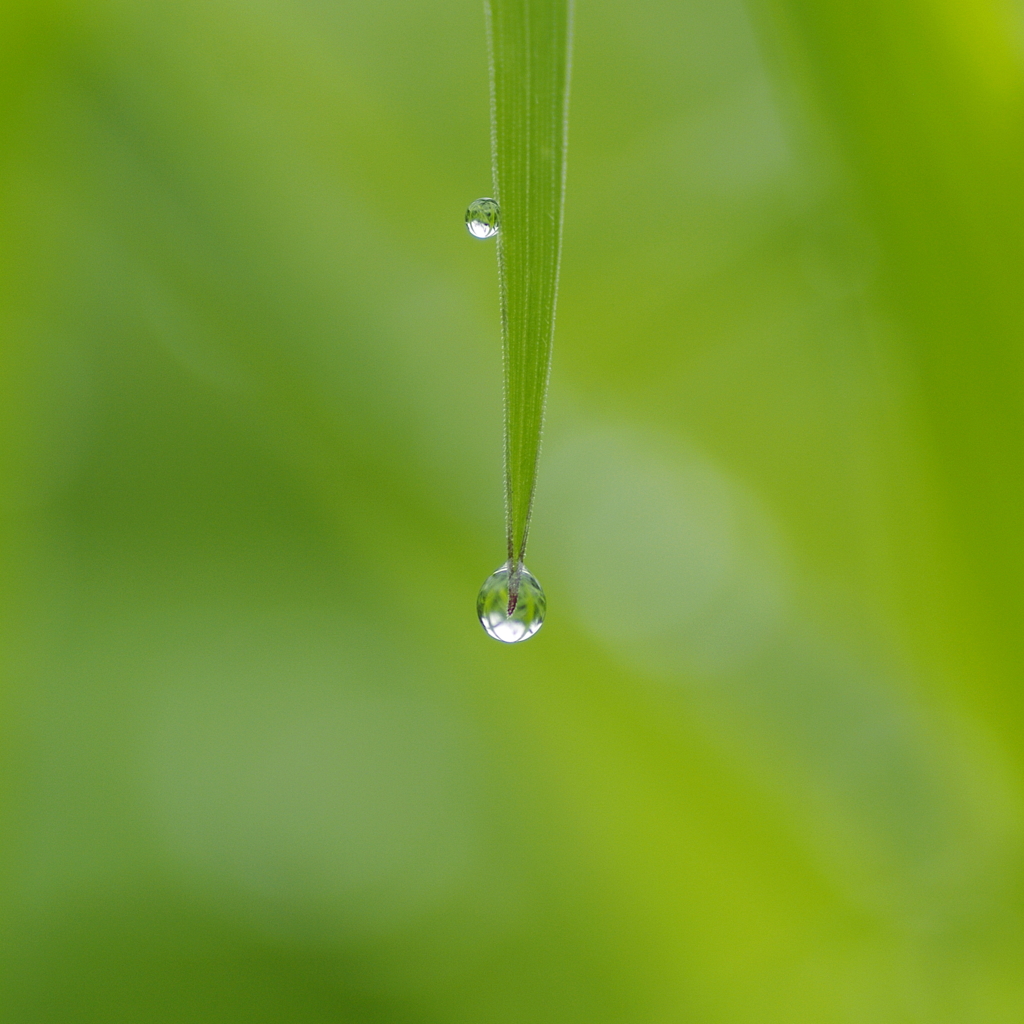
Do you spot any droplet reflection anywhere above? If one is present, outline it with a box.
[477,563,545,643]
[465,198,500,239]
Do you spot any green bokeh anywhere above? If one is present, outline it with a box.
[2,0,1023,1021]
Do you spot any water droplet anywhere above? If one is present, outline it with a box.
[477,563,545,643]
[465,198,500,239]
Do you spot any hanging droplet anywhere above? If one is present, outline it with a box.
[465,198,500,239]
[477,562,545,643]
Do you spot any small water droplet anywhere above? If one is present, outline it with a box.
[477,563,545,643]
[466,198,500,239]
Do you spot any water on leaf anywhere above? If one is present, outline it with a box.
[465,198,500,239]
[477,563,545,642]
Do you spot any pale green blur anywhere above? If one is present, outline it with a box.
[1,0,1023,1021]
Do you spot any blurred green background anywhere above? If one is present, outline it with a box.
[2,0,1024,1020]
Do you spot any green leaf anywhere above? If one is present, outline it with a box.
[485,0,573,581]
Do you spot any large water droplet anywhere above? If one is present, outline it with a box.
[465,198,500,239]
[477,563,545,643]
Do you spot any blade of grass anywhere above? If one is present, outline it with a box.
[485,0,573,601]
